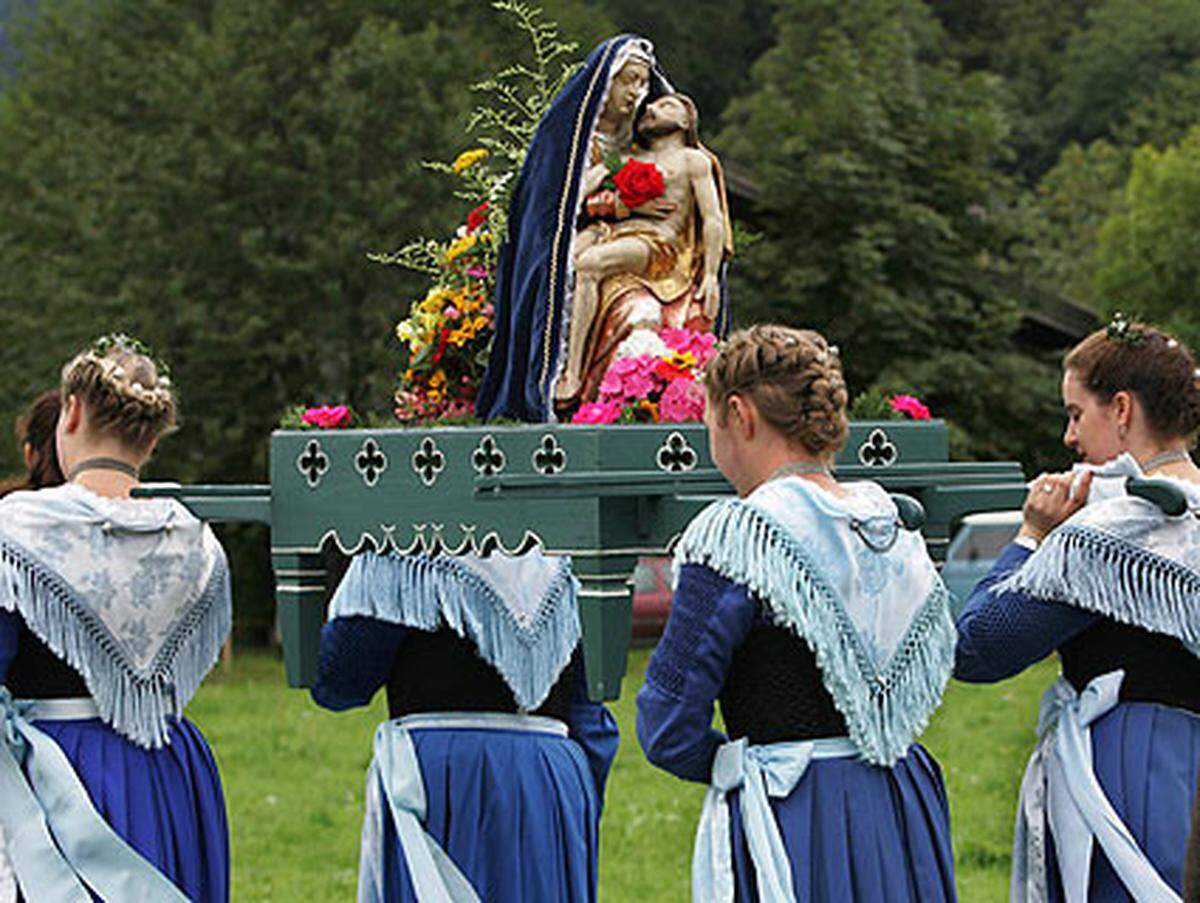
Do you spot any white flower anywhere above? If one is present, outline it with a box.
[615,328,669,360]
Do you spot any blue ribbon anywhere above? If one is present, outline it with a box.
[693,736,858,903]
[1012,671,1181,903]
[359,721,481,903]
[0,687,188,903]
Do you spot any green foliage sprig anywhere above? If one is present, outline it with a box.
[848,387,905,422]
[371,1,578,278]
[467,2,580,181]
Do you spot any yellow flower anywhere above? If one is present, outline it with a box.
[472,316,487,331]
[396,321,415,343]
[429,370,447,391]
[667,351,697,369]
[451,148,489,173]
[445,234,478,263]
[419,288,452,315]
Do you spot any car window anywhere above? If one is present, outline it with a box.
[950,523,1020,562]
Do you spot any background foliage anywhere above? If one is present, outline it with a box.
[4,0,1200,632]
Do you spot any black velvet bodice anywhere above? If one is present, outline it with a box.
[719,625,848,744]
[5,620,89,699]
[1061,618,1200,714]
[386,628,576,722]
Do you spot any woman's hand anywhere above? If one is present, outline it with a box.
[1020,471,1092,543]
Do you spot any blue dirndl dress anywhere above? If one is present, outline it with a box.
[312,550,618,903]
[957,543,1200,902]
[638,477,958,902]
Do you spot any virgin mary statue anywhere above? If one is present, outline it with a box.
[476,35,728,423]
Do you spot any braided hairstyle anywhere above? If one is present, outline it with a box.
[1065,320,1200,442]
[0,390,65,497]
[703,325,849,456]
[60,335,177,453]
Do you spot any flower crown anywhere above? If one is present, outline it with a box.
[63,333,174,410]
[1105,312,1146,346]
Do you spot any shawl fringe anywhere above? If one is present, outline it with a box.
[675,501,955,766]
[0,537,231,749]
[331,554,581,711]
[995,523,1200,644]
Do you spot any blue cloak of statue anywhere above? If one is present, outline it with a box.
[475,36,674,423]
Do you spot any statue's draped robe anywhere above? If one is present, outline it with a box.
[476,36,674,422]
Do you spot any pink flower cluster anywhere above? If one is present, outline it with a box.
[598,355,661,405]
[301,405,352,429]
[572,327,714,425]
[659,378,706,423]
[890,394,932,421]
[660,328,717,365]
[572,401,622,424]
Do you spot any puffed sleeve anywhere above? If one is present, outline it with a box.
[954,543,1099,682]
[636,563,756,783]
[310,615,407,711]
[564,657,620,809]
[0,610,17,684]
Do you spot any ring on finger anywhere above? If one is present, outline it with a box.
[1041,484,1055,494]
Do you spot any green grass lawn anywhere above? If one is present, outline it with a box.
[187,648,1055,902]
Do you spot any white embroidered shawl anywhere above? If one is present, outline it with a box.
[0,484,230,748]
[674,476,955,766]
[998,454,1200,649]
[328,549,580,711]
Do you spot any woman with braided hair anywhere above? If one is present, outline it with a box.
[956,319,1200,902]
[637,325,957,901]
[0,335,231,902]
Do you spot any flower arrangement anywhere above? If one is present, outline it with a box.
[572,327,717,425]
[371,2,579,426]
[848,387,933,422]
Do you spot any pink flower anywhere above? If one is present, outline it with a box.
[660,328,718,366]
[659,378,706,423]
[571,401,622,425]
[301,405,352,429]
[466,266,490,280]
[890,395,931,421]
[597,354,665,404]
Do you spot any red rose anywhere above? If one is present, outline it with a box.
[613,158,666,210]
[466,201,489,233]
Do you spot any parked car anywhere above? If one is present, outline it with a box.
[941,511,1022,617]
[631,556,673,644]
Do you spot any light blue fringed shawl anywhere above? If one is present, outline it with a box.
[997,454,1200,650]
[674,476,955,766]
[0,484,231,749]
[329,550,581,711]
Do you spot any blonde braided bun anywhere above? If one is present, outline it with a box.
[61,334,177,452]
[704,324,849,456]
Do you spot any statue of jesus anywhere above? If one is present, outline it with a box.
[555,94,728,403]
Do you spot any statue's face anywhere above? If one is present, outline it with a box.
[604,59,650,120]
[638,95,691,138]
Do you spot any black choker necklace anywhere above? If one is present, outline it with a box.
[68,457,140,481]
